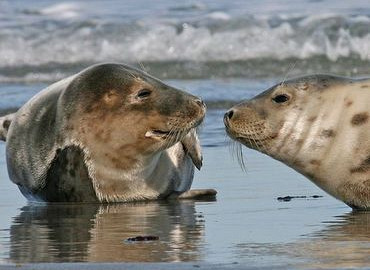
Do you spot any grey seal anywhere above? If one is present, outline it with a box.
[2,63,216,202]
[224,75,370,210]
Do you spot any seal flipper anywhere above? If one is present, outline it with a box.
[167,189,217,200]
[0,113,15,142]
[181,128,203,170]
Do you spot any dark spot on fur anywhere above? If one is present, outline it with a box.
[269,132,278,139]
[345,100,353,107]
[296,139,304,147]
[308,116,317,122]
[292,159,305,169]
[3,119,10,129]
[344,97,353,107]
[321,129,336,138]
[310,159,321,166]
[350,155,370,174]
[259,109,268,119]
[351,112,369,126]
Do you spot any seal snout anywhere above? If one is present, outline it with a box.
[189,97,206,125]
[192,97,206,114]
[224,109,234,121]
[194,98,206,108]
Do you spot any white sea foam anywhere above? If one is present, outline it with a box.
[1,15,369,67]
[0,4,369,81]
[207,12,231,21]
[40,2,81,19]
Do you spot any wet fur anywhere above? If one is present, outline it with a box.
[5,63,215,203]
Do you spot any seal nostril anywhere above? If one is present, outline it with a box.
[225,110,234,120]
[195,99,205,107]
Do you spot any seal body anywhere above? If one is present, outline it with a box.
[4,63,215,203]
[224,75,370,210]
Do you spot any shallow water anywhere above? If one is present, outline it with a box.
[0,85,369,267]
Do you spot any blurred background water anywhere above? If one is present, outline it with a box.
[0,0,369,268]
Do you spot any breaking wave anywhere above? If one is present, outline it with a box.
[0,1,369,82]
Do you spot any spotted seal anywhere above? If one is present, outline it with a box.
[2,63,216,202]
[224,75,370,210]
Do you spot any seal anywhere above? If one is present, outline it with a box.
[3,63,216,203]
[224,74,370,210]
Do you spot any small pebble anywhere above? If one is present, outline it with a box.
[277,195,323,202]
[126,235,159,242]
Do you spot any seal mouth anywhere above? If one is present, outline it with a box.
[145,129,184,139]
[145,116,204,140]
[146,129,171,138]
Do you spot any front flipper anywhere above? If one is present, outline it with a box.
[168,189,217,200]
[181,128,203,170]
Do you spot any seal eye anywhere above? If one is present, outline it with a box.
[137,89,152,99]
[272,94,290,104]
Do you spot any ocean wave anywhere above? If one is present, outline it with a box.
[0,5,369,81]
[0,58,367,83]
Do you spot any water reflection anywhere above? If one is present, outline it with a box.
[304,211,370,268]
[235,211,370,268]
[9,200,208,263]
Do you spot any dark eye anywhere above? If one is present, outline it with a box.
[272,94,290,104]
[137,89,152,99]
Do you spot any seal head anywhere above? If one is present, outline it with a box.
[225,75,370,210]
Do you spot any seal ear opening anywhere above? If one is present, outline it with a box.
[181,129,203,170]
[0,113,15,142]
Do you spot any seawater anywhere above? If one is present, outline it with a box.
[0,81,369,268]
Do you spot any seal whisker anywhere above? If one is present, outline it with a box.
[237,143,247,172]
[165,126,176,149]
[125,68,137,80]
[281,60,298,86]
[138,61,148,73]
[229,140,247,172]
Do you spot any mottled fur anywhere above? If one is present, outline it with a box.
[225,75,370,210]
[5,63,216,202]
